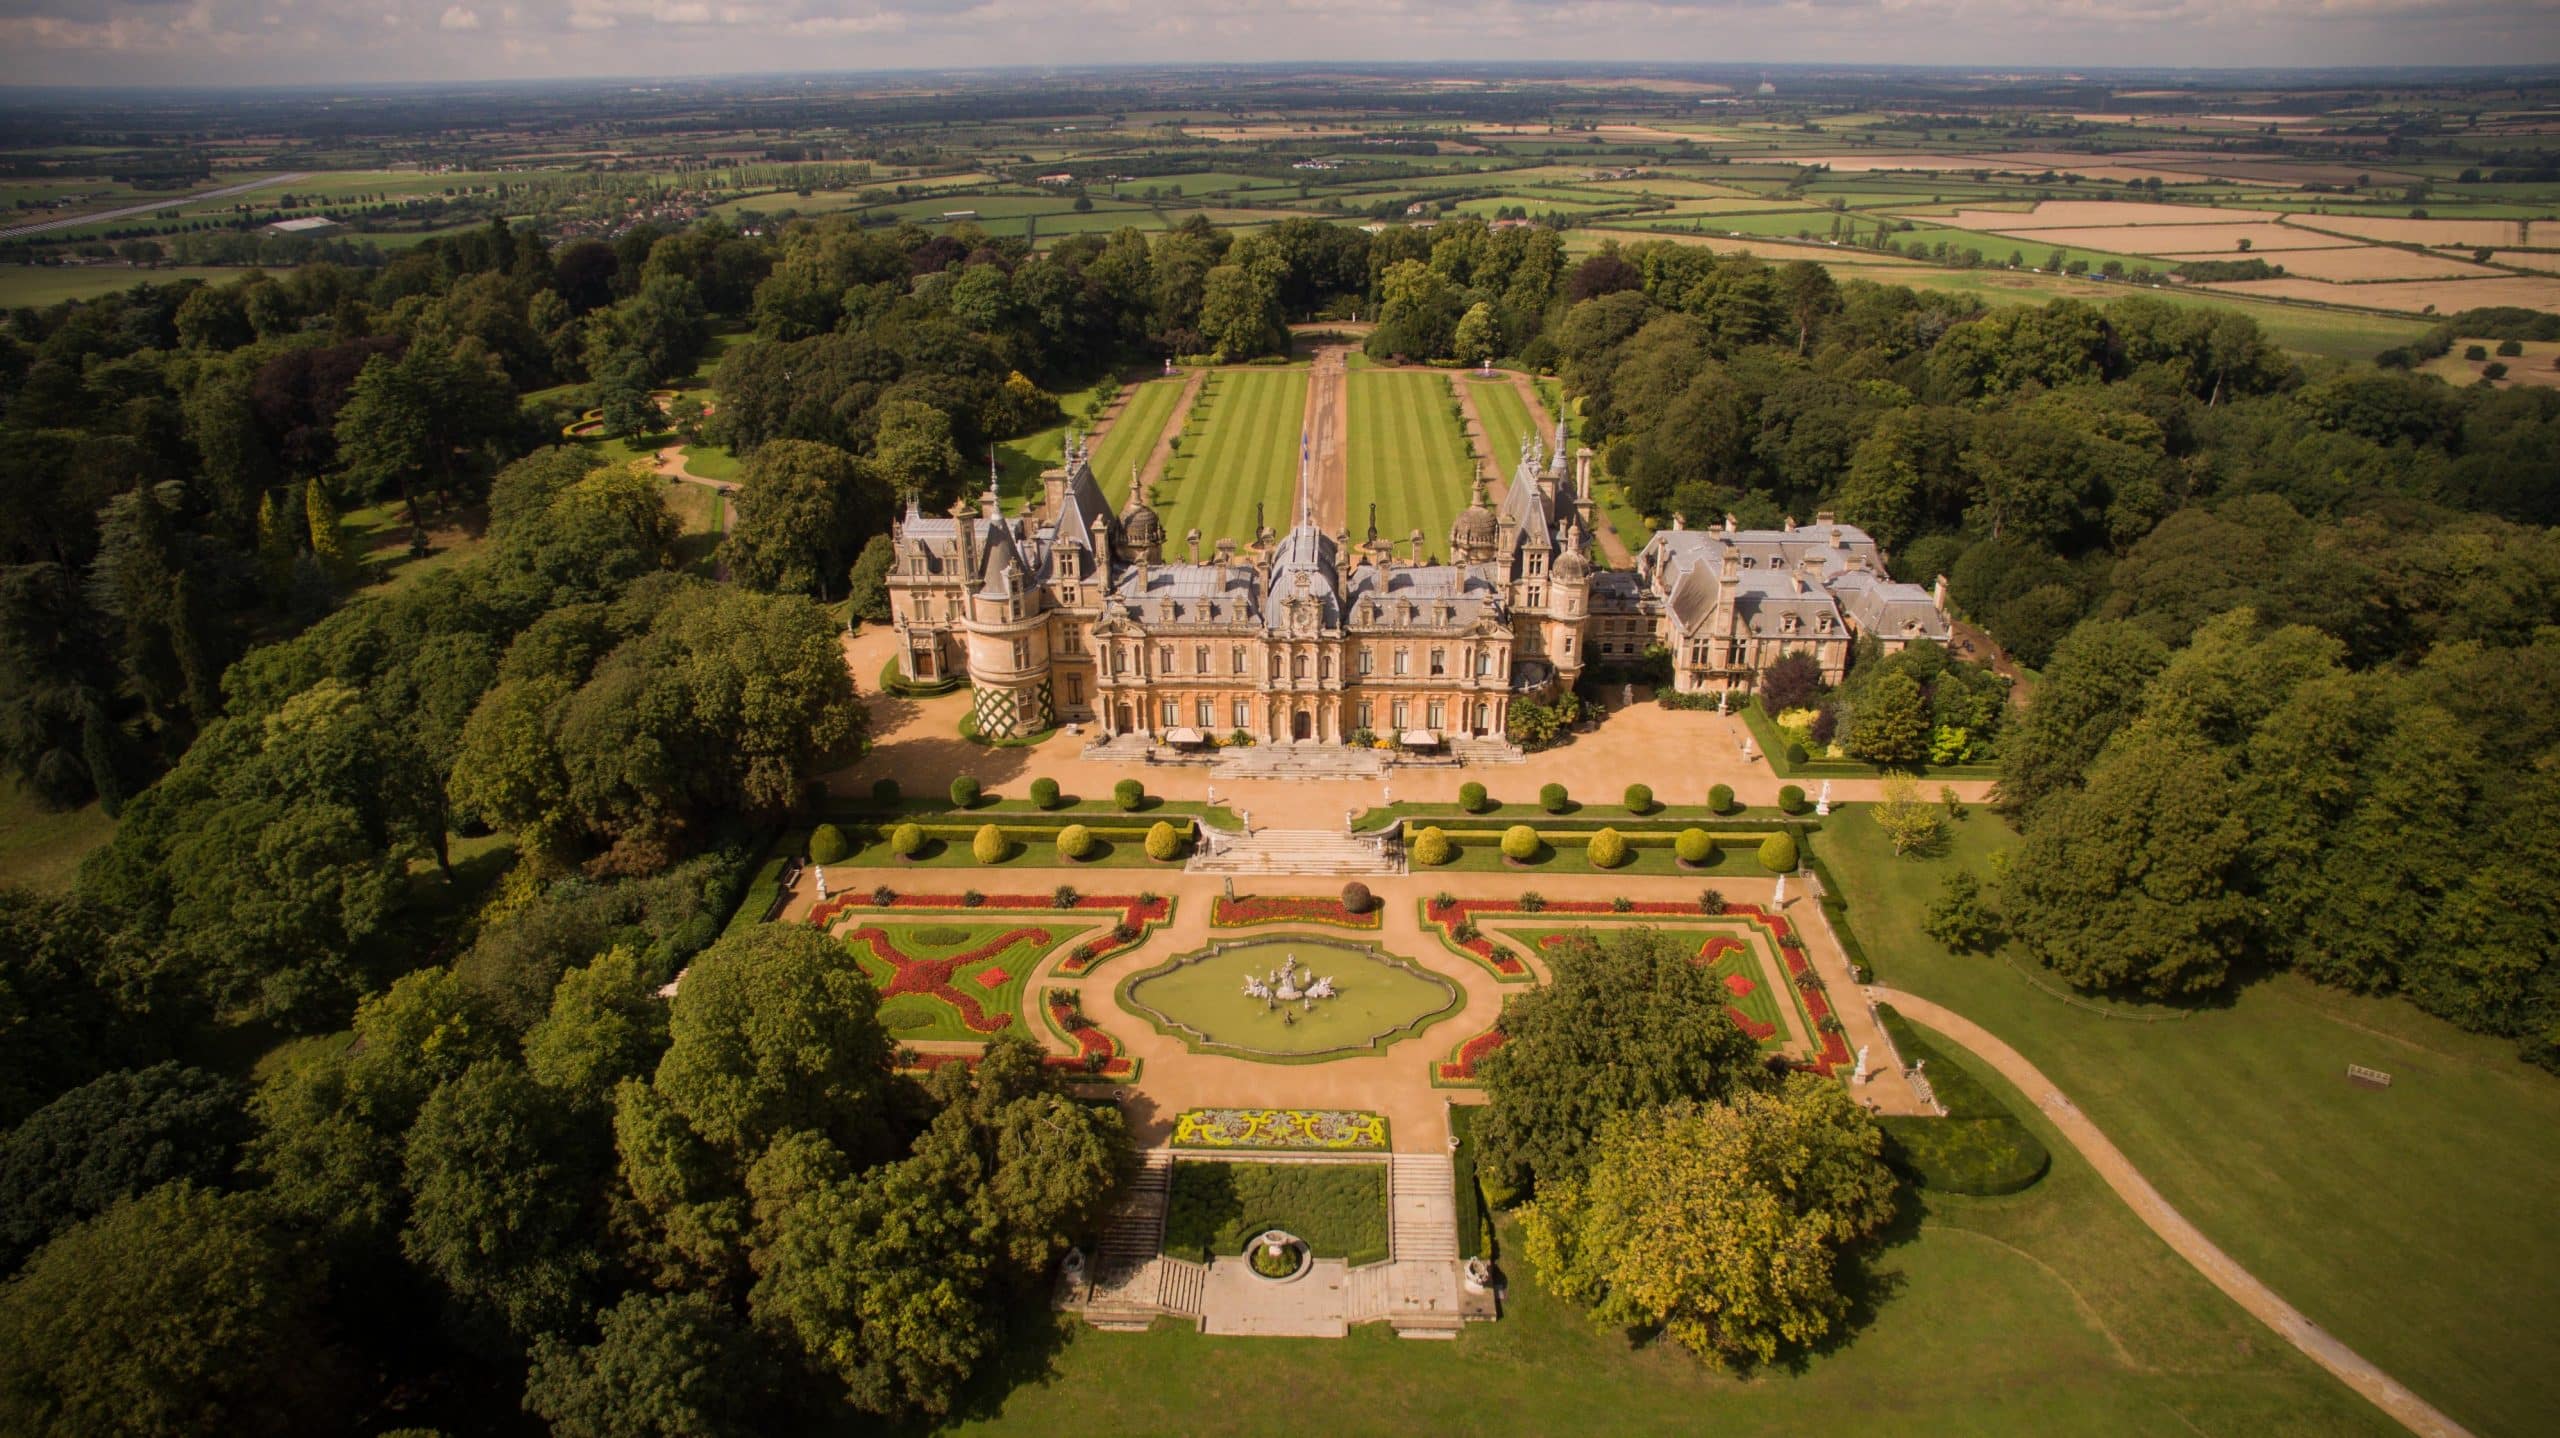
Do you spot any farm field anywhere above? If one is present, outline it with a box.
[1820,810,2560,1438]
[2234,247,2497,282]
[1156,367,1307,548]
[1466,377,1537,479]
[1090,376,1188,508]
[2425,339,2560,389]
[1345,369,1475,558]
[0,264,242,308]
[2204,274,2560,314]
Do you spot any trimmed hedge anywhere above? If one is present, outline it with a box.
[1458,781,1489,814]
[970,823,1007,864]
[1778,784,1807,815]
[1144,820,1183,861]
[889,822,925,858]
[950,775,982,808]
[1114,778,1146,811]
[870,778,900,804]
[1708,783,1734,814]
[1538,783,1569,814]
[1056,824,1095,861]
[1758,831,1799,873]
[1587,827,1629,869]
[1873,1006,2050,1196]
[1675,828,1714,865]
[1448,1104,1493,1260]
[1501,825,1541,862]
[1623,783,1654,814]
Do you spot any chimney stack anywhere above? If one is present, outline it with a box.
[1933,574,1951,612]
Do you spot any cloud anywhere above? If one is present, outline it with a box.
[1,0,2555,82]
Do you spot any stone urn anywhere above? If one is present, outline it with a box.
[1463,1256,1494,1294]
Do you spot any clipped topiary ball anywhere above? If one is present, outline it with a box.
[950,775,982,809]
[1458,781,1488,813]
[1502,824,1541,863]
[1030,777,1061,810]
[808,823,849,865]
[889,822,925,858]
[1144,820,1183,862]
[1623,783,1654,814]
[1341,880,1373,914]
[1778,784,1806,815]
[1676,828,1714,866]
[1413,827,1454,865]
[1539,782,1569,814]
[1587,827,1628,869]
[971,823,1007,865]
[1114,778,1146,811]
[1758,830,1799,874]
[1056,824,1094,861]
[1708,783,1735,814]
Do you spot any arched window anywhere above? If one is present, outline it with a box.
[1292,653,1309,680]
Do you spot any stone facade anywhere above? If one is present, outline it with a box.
[886,422,1947,739]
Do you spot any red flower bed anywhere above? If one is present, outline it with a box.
[1726,1005,1778,1042]
[1213,895,1381,929]
[972,966,1009,990]
[1044,993,1135,1078]
[843,926,1051,1033]
[1698,935,1747,963]
[1722,972,1756,997]
[1434,1025,1509,1084]
[1421,898,1530,978]
[809,892,1173,978]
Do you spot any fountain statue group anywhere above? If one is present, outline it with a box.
[1243,956,1337,1010]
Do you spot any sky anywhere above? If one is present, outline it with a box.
[1,0,2555,87]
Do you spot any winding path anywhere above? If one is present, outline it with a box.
[1866,987,2471,1438]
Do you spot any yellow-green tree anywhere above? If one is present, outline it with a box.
[1519,1077,1896,1367]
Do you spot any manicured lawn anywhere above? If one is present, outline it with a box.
[0,782,114,893]
[1346,369,1473,557]
[1819,804,2560,1436]
[1117,936,1459,1062]
[835,919,1095,1041]
[1466,377,1537,479]
[1161,1161,1389,1266]
[1090,377,1185,508]
[1157,367,1306,548]
[936,1160,2389,1436]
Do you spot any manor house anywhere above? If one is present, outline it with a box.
[884,425,1948,743]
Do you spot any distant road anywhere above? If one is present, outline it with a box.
[0,172,314,243]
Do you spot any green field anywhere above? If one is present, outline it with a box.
[0,783,115,894]
[940,1170,2389,1437]
[1346,369,1474,560]
[0,265,240,309]
[1466,377,1537,479]
[1818,806,2560,1437]
[1090,377,1187,509]
[1157,367,1306,547]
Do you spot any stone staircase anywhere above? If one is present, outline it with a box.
[1153,1256,1207,1317]
[1080,1151,1178,1330]
[1346,1261,1392,1324]
[1210,743,1387,780]
[1446,737,1527,765]
[1389,1153,1461,1263]
[1188,828,1402,878]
